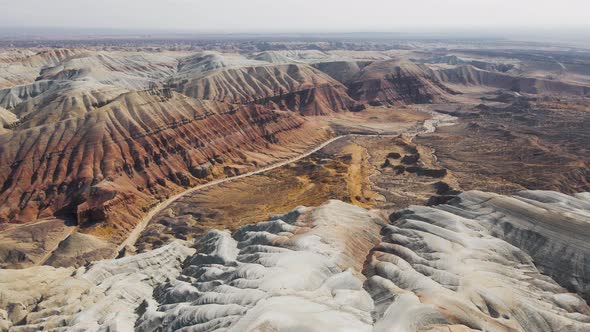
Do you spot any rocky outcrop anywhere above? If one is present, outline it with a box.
[347,60,456,105]
[346,57,590,106]
[1,46,590,276]
[0,80,58,110]
[253,83,357,115]
[2,191,589,331]
[0,49,360,269]
[252,51,298,64]
[43,232,115,268]
[0,201,383,331]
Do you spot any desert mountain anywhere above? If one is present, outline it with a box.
[347,59,457,105]
[0,87,328,260]
[0,44,589,272]
[168,59,357,115]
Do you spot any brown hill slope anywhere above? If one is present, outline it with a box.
[0,89,327,239]
[169,61,357,115]
[347,59,456,105]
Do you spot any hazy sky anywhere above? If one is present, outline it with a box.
[1,0,589,33]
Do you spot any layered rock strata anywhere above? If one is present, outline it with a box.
[2,191,590,331]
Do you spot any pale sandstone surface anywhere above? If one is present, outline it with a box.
[2,191,589,331]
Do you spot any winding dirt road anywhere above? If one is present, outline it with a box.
[118,110,456,252]
[117,134,348,252]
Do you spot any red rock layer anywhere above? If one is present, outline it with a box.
[0,89,327,241]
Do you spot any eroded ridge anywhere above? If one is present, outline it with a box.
[1,191,590,331]
[366,190,590,331]
[135,200,384,331]
[0,242,194,331]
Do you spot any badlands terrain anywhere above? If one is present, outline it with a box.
[0,37,589,331]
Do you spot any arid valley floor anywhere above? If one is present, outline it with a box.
[0,37,590,331]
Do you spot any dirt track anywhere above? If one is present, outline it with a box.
[118,110,456,253]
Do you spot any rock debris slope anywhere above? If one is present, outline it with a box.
[1,190,590,331]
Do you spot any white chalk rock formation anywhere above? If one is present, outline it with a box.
[0,241,194,331]
[366,190,590,331]
[1,191,590,332]
[452,190,590,300]
[135,200,384,332]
